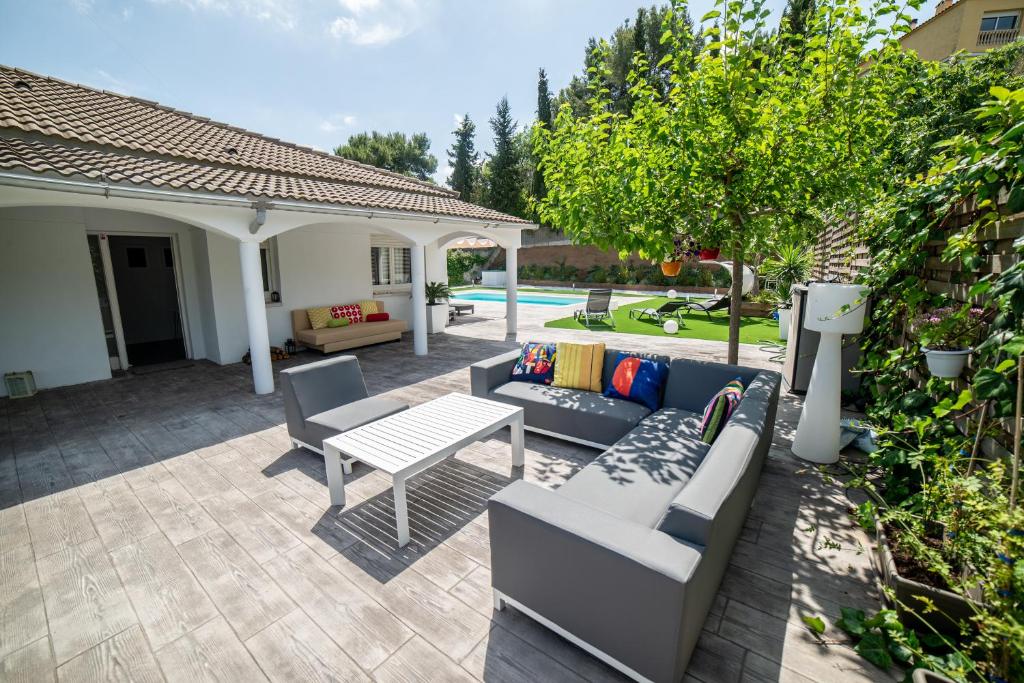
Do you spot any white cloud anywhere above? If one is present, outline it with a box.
[327,0,432,47]
[149,0,297,30]
[69,0,94,13]
[121,6,134,20]
[319,113,358,133]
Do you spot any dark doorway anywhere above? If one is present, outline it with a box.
[108,235,187,366]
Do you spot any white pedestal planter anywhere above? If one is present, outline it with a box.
[792,283,869,464]
[426,304,448,334]
[778,308,791,341]
[922,348,971,378]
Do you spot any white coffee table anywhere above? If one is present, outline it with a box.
[322,392,525,547]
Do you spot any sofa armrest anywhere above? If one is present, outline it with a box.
[488,481,705,682]
[470,350,520,397]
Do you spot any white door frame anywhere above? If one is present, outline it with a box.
[89,230,194,368]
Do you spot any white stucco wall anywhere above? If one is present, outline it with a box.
[0,206,209,396]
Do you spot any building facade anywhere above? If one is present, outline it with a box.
[900,0,1022,61]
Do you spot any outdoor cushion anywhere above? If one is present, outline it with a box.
[490,381,649,446]
[552,341,604,392]
[641,407,704,441]
[600,349,670,393]
[305,396,407,448]
[365,312,390,322]
[307,306,332,330]
[509,342,557,385]
[557,423,710,528]
[326,317,350,328]
[357,299,381,315]
[603,352,669,411]
[700,378,744,443]
[296,319,408,346]
[331,303,363,325]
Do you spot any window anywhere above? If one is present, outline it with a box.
[980,12,1019,31]
[126,246,147,268]
[371,241,413,292]
[260,237,281,303]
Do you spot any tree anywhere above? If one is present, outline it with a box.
[447,249,487,284]
[532,69,553,203]
[486,96,525,217]
[447,114,479,199]
[335,131,437,181]
[536,0,917,364]
[780,0,816,37]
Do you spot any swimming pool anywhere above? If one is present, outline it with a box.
[453,290,586,307]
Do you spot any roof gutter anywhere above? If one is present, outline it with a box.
[0,171,537,230]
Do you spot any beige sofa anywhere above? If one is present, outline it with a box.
[291,308,408,354]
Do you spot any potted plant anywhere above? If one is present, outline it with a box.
[760,244,814,340]
[425,281,451,334]
[661,236,700,277]
[911,306,985,378]
[699,247,720,260]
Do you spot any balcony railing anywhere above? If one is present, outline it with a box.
[977,27,1020,47]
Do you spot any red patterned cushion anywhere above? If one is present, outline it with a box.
[365,312,390,322]
[330,304,362,324]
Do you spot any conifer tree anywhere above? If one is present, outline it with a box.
[446,114,478,200]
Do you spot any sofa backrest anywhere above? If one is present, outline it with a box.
[600,348,671,394]
[656,370,780,547]
[662,358,761,414]
[279,356,369,433]
[292,308,312,337]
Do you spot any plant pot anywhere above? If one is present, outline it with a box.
[921,348,971,378]
[426,303,448,334]
[699,248,720,260]
[660,261,682,277]
[872,520,978,635]
[777,308,791,341]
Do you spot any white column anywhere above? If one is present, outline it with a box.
[505,245,518,336]
[410,243,428,356]
[238,240,274,394]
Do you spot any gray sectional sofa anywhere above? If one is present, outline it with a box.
[471,347,780,683]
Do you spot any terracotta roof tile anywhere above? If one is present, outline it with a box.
[0,137,529,223]
[0,65,530,225]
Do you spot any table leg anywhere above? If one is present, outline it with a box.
[393,477,410,547]
[324,442,346,507]
[510,415,525,467]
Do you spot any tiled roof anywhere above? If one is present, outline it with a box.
[0,66,530,225]
[0,136,528,224]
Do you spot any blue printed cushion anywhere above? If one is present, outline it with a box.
[602,352,668,411]
[700,378,745,443]
[509,342,557,385]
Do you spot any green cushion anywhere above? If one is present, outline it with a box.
[326,317,350,328]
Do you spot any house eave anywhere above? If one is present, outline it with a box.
[0,169,537,231]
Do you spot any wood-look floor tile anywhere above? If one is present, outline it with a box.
[460,625,587,683]
[56,625,162,683]
[23,491,97,559]
[0,543,47,661]
[155,617,267,683]
[198,488,299,564]
[36,538,137,664]
[373,635,475,683]
[244,609,368,683]
[78,479,160,553]
[0,637,55,683]
[134,478,217,546]
[177,529,293,640]
[110,534,218,651]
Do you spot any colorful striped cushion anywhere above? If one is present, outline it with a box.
[553,342,605,392]
[700,378,745,444]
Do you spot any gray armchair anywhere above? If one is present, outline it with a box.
[280,356,407,472]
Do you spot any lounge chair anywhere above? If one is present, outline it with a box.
[683,294,731,319]
[574,288,615,327]
[281,356,407,471]
[629,299,688,323]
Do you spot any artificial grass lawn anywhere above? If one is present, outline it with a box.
[544,297,782,345]
[452,285,653,298]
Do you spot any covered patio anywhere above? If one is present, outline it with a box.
[0,319,888,682]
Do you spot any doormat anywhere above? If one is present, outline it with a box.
[129,360,194,376]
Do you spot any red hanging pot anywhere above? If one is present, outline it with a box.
[699,248,720,260]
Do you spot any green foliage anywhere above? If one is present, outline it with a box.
[335,131,437,181]
[485,97,526,218]
[533,69,553,205]
[446,250,486,285]
[761,243,814,307]
[447,115,480,200]
[424,281,451,306]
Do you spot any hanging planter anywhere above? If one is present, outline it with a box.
[660,260,682,277]
[921,347,972,378]
[699,247,720,260]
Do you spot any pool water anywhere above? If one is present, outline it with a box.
[453,290,586,306]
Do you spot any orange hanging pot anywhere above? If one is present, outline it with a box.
[660,260,682,277]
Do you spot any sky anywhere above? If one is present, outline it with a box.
[0,0,927,185]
